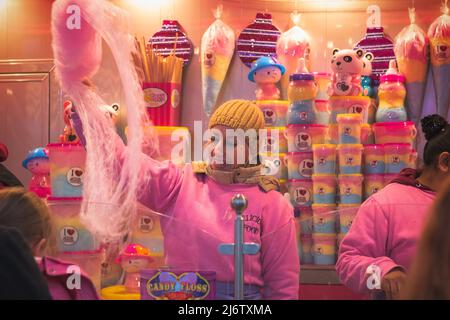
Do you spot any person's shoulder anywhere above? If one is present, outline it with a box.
[371,182,432,204]
[40,256,91,279]
[262,188,294,213]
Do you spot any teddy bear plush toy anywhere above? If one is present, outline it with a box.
[328,48,367,97]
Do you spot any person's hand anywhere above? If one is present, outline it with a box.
[381,268,407,300]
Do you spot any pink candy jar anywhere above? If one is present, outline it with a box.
[375,60,407,122]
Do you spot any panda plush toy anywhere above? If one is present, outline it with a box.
[328,48,369,97]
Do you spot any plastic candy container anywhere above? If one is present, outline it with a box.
[328,95,371,124]
[313,72,331,101]
[300,234,313,264]
[287,72,318,124]
[311,174,337,204]
[22,147,51,198]
[312,144,336,174]
[314,100,330,125]
[48,143,86,197]
[260,153,287,179]
[47,197,99,252]
[312,233,337,265]
[337,233,347,250]
[338,204,359,234]
[361,124,374,145]
[256,100,289,127]
[286,152,314,179]
[288,179,313,207]
[312,204,337,233]
[364,174,385,200]
[298,206,313,235]
[363,144,385,174]
[384,143,415,174]
[376,60,408,122]
[338,174,364,204]
[336,113,363,144]
[338,144,364,174]
[139,126,191,164]
[286,124,328,152]
[131,207,165,266]
[260,127,287,153]
[373,121,417,147]
[140,270,217,300]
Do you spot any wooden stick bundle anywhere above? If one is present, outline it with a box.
[135,36,183,84]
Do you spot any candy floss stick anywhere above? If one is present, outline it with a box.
[428,0,450,118]
[201,5,235,117]
[51,0,151,244]
[394,7,429,124]
[276,12,311,100]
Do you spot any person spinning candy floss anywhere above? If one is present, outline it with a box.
[71,99,299,300]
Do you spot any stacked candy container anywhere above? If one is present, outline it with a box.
[311,144,337,263]
[313,72,331,125]
[287,122,328,265]
[375,60,408,123]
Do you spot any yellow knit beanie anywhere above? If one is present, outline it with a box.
[208,99,265,130]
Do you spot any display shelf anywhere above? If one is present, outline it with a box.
[300,264,341,285]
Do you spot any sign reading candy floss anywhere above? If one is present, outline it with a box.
[140,270,216,300]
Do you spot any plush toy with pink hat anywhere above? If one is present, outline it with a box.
[248,56,286,101]
[116,243,154,293]
[22,147,51,198]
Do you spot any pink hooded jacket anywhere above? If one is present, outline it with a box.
[70,112,299,299]
[37,256,99,300]
[336,170,436,294]
[133,156,300,299]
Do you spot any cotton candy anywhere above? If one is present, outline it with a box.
[276,13,311,100]
[201,6,235,117]
[428,1,450,118]
[51,0,151,244]
[394,8,429,124]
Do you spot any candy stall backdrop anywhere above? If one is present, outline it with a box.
[0,0,447,300]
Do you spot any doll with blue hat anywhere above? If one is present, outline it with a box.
[22,147,51,198]
[248,56,285,101]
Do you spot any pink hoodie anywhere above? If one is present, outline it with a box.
[37,256,99,300]
[133,155,300,299]
[336,180,435,294]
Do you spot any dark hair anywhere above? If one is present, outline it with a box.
[402,176,450,299]
[421,114,450,166]
[0,188,55,256]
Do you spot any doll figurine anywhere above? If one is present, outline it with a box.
[116,243,154,293]
[22,147,51,198]
[248,56,286,100]
[60,100,80,144]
